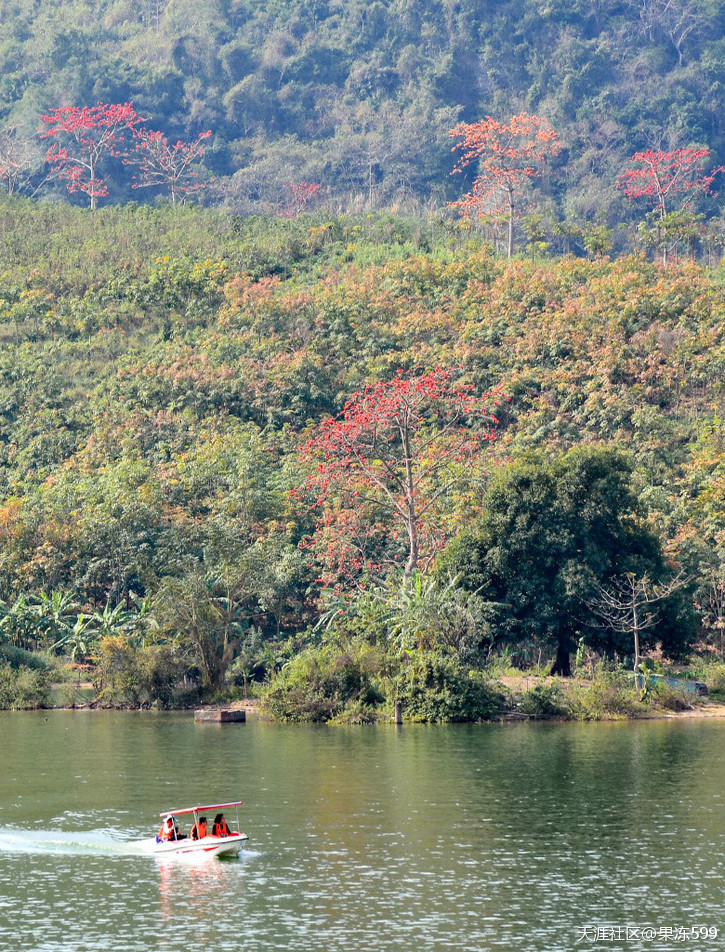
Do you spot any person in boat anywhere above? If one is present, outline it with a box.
[212,813,232,837]
[190,816,208,840]
[158,816,185,842]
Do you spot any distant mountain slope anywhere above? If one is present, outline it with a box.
[1,0,723,222]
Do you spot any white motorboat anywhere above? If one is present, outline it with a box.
[134,800,248,859]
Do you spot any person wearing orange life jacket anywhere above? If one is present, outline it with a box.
[190,816,208,840]
[158,816,177,842]
[212,813,232,837]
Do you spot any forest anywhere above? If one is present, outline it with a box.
[1,0,724,256]
[0,198,723,718]
[0,0,724,718]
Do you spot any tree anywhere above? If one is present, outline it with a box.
[438,447,688,676]
[449,113,562,258]
[700,572,725,658]
[132,128,212,204]
[588,571,687,673]
[298,368,501,586]
[279,182,323,217]
[617,147,723,264]
[151,568,248,692]
[0,127,45,197]
[627,0,711,64]
[40,102,145,209]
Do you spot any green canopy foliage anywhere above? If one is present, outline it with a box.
[437,446,698,673]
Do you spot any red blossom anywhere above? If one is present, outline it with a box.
[279,182,324,217]
[40,102,145,209]
[297,368,502,587]
[449,113,561,258]
[617,148,722,216]
[132,129,212,204]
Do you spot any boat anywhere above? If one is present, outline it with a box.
[133,800,249,858]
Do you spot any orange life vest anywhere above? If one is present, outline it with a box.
[213,820,230,837]
[159,821,174,842]
[190,822,207,840]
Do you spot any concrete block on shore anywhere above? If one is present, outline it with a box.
[194,709,246,723]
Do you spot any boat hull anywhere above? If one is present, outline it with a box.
[134,831,248,858]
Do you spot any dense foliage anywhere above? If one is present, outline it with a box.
[0,0,723,250]
[0,198,723,712]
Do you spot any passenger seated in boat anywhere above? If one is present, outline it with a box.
[212,813,232,837]
[158,816,177,842]
[190,816,208,840]
[157,816,187,842]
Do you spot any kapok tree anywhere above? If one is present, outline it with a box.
[132,129,212,204]
[298,368,501,587]
[40,102,145,209]
[449,113,561,259]
[617,147,723,265]
[279,182,324,217]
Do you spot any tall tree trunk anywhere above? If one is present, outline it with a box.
[404,517,419,578]
[507,187,515,258]
[402,423,418,578]
[90,160,97,211]
[550,637,572,676]
[632,599,641,673]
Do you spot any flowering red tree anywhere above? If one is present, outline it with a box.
[449,113,561,258]
[617,147,723,264]
[40,102,145,209]
[132,129,212,204]
[298,369,502,586]
[279,182,324,217]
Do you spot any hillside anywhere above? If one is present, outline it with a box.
[1,0,724,241]
[0,201,722,710]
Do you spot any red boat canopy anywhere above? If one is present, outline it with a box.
[160,800,243,817]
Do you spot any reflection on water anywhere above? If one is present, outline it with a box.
[157,855,245,927]
[0,714,724,952]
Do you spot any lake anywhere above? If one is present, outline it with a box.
[0,712,723,952]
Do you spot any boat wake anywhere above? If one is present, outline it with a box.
[0,827,141,856]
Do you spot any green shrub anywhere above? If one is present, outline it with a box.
[0,663,50,709]
[95,636,189,708]
[393,652,503,723]
[263,643,386,722]
[137,644,190,708]
[53,682,93,708]
[517,684,567,719]
[328,699,384,725]
[0,643,49,670]
[692,662,725,700]
[647,682,694,712]
[568,669,644,720]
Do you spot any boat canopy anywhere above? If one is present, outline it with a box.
[160,800,243,818]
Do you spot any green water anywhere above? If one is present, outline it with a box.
[0,713,723,952]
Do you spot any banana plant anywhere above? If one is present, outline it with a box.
[32,591,79,647]
[51,613,93,665]
[87,600,135,639]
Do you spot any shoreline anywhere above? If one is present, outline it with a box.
[33,677,725,722]
[27,698,725,722]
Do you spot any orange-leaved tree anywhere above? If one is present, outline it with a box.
[449,113,561,259]
[296,368,502,588]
